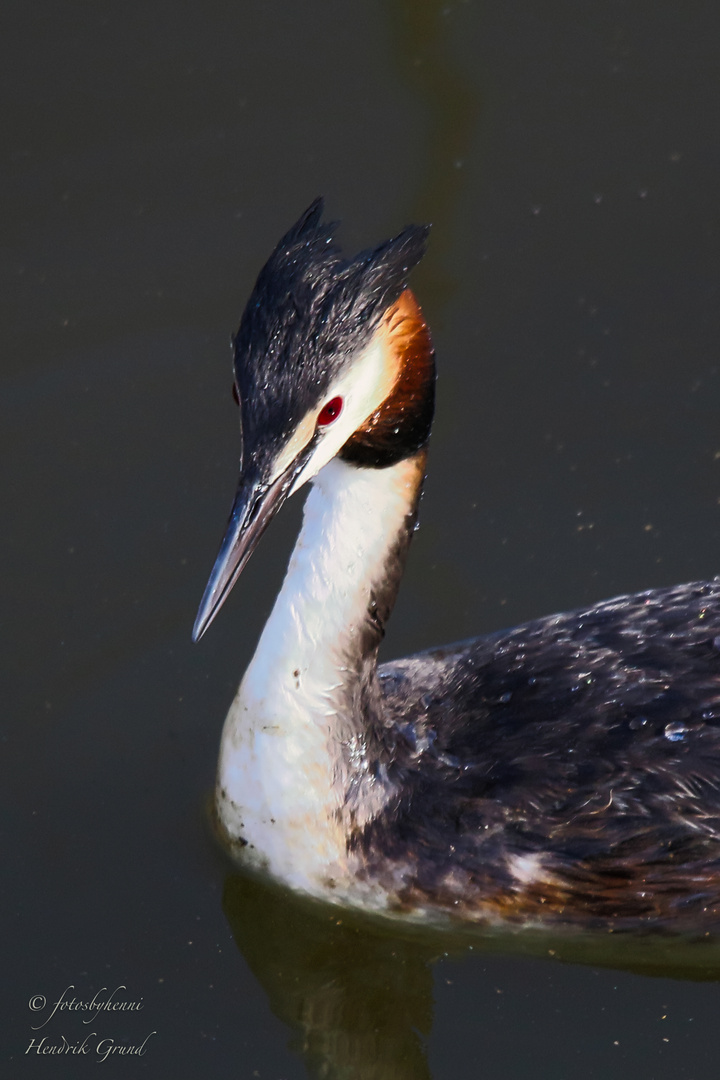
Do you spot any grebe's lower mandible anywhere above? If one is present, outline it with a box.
[194,199,720,930]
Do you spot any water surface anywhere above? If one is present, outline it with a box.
[4,1,720,1076]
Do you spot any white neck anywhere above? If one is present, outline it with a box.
[215,452,425,896]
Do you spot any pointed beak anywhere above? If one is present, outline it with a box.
[192,441,315,642]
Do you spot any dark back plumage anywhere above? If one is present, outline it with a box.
[356,579,720,929]
[232,199,429,465]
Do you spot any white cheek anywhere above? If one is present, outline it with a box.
[290,335,395,492]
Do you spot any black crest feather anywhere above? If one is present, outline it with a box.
[232,199,430,456]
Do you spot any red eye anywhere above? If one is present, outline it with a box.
[317,396,343,427]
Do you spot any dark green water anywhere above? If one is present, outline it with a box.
[4,1,720,1076]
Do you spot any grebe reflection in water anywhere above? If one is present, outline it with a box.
[194,200,720,932]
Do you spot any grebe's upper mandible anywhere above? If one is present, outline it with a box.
[194,199,720,931]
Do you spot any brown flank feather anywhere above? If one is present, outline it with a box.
[382,869,720,930]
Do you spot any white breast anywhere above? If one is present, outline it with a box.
[215,453,424,899]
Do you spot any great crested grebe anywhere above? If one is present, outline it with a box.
[194,199,720,931]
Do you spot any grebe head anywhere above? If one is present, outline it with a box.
[193,199,432,641]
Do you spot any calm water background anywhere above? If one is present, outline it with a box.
[4,1,720,1076]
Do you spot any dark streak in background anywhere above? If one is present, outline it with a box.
[387,1,480,306]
